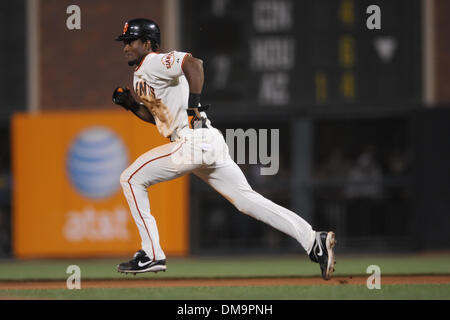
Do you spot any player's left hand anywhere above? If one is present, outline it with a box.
[112,87,139,110]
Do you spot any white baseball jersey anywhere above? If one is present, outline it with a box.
[133,51,192,138]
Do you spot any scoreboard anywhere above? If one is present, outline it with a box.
[0,1,26,117]
[181,0,421,113]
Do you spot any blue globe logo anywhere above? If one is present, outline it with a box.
[67,126,128,199]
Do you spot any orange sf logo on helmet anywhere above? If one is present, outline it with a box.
[123,22,129,34]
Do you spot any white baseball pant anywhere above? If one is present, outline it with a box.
[120,126,316,260]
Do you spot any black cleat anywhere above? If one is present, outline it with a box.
[309,231,337,280]
[117,249,167,274]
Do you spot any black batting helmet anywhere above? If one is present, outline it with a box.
[115,18,161,51]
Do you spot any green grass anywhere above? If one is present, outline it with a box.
[0,284,449,300]
[0,254,449,280]
[0,254,449,300]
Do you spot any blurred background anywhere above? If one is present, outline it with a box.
[0,0,449,259]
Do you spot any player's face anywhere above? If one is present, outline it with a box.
[122,39,148,66]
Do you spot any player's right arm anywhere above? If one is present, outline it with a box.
[181,55,204,97]
[181,55,209,125]
[112,87,156,124]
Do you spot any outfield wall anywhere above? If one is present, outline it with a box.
[11,110,189,258]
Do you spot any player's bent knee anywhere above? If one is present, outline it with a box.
[233,199,252,215]
[120,168,149,190]
[232,190,261,215]
[119,169,132,187]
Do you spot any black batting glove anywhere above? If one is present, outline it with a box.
[112,87,139,111]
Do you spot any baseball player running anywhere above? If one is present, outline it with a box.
[113,19,336,280]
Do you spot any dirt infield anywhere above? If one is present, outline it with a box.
[1,275,449,289]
